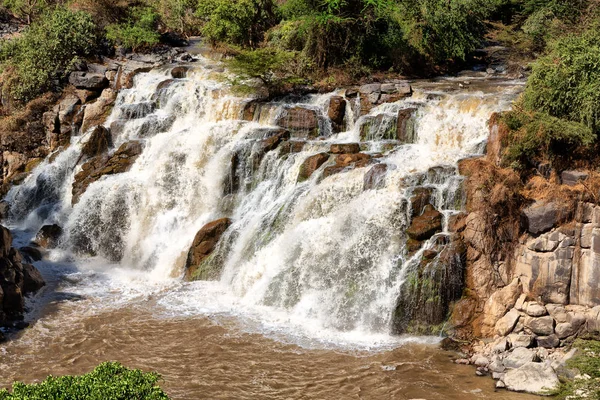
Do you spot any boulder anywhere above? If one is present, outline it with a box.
[22,263,45,294]
[363,164,388,191]
[508,333,534,348]
[119,102,156,120]
[503,362,559,394]
[69,72,109,91]
[481,278,522,331]
[80,126,111,159]
[397,108,417,143]
[35,225,63,249]
[526,302,547,317]
[0,201,9,220]
[555,322,576,339]
[171,66,189,79]
[536,334,560,348]
[72,141,143,204]
[504,347,536,369]
[81,89,117,133]
[185,218,232,280]
[279,140,306,155]
[406,205,442,241]
[19,246,42,262]
[298,153,330,182]
[561,170,588,186]
[116,61,153,90]
[276,106,319,138]
[495,309,521,336]
[410,188,432,218]
[330,143,360,154]
[328,96,346,132]
[522,201,570,235]
[525,316,555,336]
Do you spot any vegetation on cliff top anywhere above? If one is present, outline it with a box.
[0,362,170,400]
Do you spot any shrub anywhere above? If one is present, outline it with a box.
[2,0,49,24]
[153,0,199,34]
[105,6,161,51]
[0,362,170,400]
[552,340,600,399]
[523,26,600,133]
[0,6,99,102]
[501,109,595,170]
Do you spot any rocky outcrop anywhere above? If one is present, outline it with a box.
[327,96,346,133]
[72,141,143,204]
[185,218,232,280]
[406,204,443,241]
[69,72,109,91]
[355,81,412,115]
[322,153,372,179]
[276,106,320,138]
[34,224,63,249]
[0,225,45,330]
[297,153,330,182]
[80,88,117,133]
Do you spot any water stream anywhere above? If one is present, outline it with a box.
[0,58,538,398]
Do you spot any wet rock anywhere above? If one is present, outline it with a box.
[536,334,560,348]
[298,153,330,182]
[525,316,555,336]
[116,61,153,90]
[504,347,537,369]
[259,129,290,154]
[503,362,559,394]
[359,114,397,141]
[35,224,63,249]
[119,102,156,120]
[80,126,111,159]
[363,164,388,191]
[522,201,570,236]
[69,72,109,91]
[0,201,9,220]
[19,246,42,262]
[495,309,520,336]
[410,188,432,218]
[279,140,305,155]
[335,153,371,168]
[276,106,319,138]
[81,89,117,133]
[328,96,346,132]
[406,205,442,241]
[330,143,360,154]
[72,141,143,204]
[561,170,588,186]
[171,66,189,79]
[185,218,232,280]
[22,263,45,294]
[397,108,417,143]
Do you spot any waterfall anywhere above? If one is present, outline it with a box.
[3,58,522,345]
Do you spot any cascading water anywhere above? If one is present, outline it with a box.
[3,57,523,347]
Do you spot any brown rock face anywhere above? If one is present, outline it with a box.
[328,96,346,132]
[81,89,117,133]
[0,225,45,326]
[330,143,360,154]
[363,164,388,190]
[72,141,143,204]
[397,108,417,143]
[171,66,189,79]
[322,153,372,179]
[406,204,443,241]
[410,188,432,218]
[185,218,232,280]
[80,126,112,159]
[276,106,319,138]
[35,224,63,249]
[298,153,330,181]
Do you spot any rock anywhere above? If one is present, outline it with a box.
[35,225,63,249]
[363,164,388,191]
[330,143,360,154]
[474,356,490,367]
[22,263,45,294]
[397,108,417,143]
[493,338,510,353]
[503,362,559,394]
[526,302,547,317]
[185,218,232,280]
[298,153,330,182]
[496,380,506,389]
[328,96,346,132]
[508,333,534,348]
[536,334,560,348]
[81,89,117,133]
[410,188,432,218]
[482,278,522,332]
[276,106,319,138]
[80,126,111,159]
[555,322,576,339]
[69,72,109,90]
[119,102,156,120]
[515,293,527,311]
[278,140,305,155]
[359,83,381,95]
[495,309,521,336]
[504,347,536,369]
[116,61,153,90]
[72,141,143,204]
[522,201,570,235]
[19,246,42,262]
[525,316,555,336]
[171,66,189,79]
[406,204,442,241]
[0,201,9,220]
[561,170,588,186]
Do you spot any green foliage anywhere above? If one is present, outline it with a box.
[523,26,600,134]
[553,340,600,399]
[501,109,595,170]
[2,0,48,24]
[152,0,199,34]
[0,6,99,102]
[195,0,279,47]
[106,6,161,51]
[0,362,170,400]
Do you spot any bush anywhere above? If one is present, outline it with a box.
[523,26,600,134]
[0,6,99,102]
[105,6,161,51]
[2,0,49,24]
[500,109,595,170]
[553,340,600,399]
[0,362,170,400]
[153,0,199,34]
